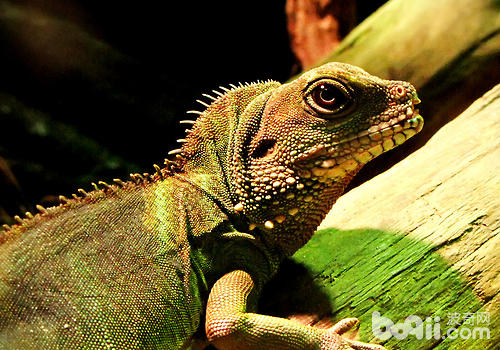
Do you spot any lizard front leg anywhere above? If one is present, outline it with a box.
[206,270,386,350]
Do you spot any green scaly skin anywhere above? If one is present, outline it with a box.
[0,63,423,349]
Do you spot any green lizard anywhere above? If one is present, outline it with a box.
[0,62,423,349]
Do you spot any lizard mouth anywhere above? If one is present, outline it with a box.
[363,109,424,149]
[296,107,423,181]
[335,105,423,149]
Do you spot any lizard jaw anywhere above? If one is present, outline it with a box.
[301,110,423,182]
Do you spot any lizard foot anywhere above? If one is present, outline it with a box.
[322,318,387,350]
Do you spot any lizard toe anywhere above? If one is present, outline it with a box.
[322,318,386,350]
[345,339,387,350]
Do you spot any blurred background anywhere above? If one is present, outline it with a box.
[1,0,499,225]
[0,0,386,223]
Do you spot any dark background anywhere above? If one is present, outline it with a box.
[0,0,387,219]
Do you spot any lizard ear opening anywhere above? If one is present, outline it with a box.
[251,139,276,159]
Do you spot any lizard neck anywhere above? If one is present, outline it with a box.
[234,161,361,256]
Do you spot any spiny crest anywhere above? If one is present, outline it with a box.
[168,79,278,162]
[1,79,277,237]
[0,163,170,238]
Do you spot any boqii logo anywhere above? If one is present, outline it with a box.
[372,311,491,340]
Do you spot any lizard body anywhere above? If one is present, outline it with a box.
[0,63,423,349]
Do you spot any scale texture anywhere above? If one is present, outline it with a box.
[0,63,423,349]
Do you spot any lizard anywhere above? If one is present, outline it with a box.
[0,62,423,350]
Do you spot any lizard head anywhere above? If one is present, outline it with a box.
[230,62,423,253]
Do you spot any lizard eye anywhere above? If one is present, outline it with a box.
[305,79,353,116]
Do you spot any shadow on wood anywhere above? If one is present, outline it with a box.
[262,227,498,349]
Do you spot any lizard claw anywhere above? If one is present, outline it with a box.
[328,317,360,335]
[343,339,387,350]
[322,317,387,350]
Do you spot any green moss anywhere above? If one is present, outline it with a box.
[262,228,497,349]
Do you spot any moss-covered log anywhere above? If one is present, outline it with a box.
[261,86,500,349]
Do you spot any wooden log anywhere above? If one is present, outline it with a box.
[261,85,500,349]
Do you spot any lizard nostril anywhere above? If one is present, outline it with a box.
[411,94,421,105]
